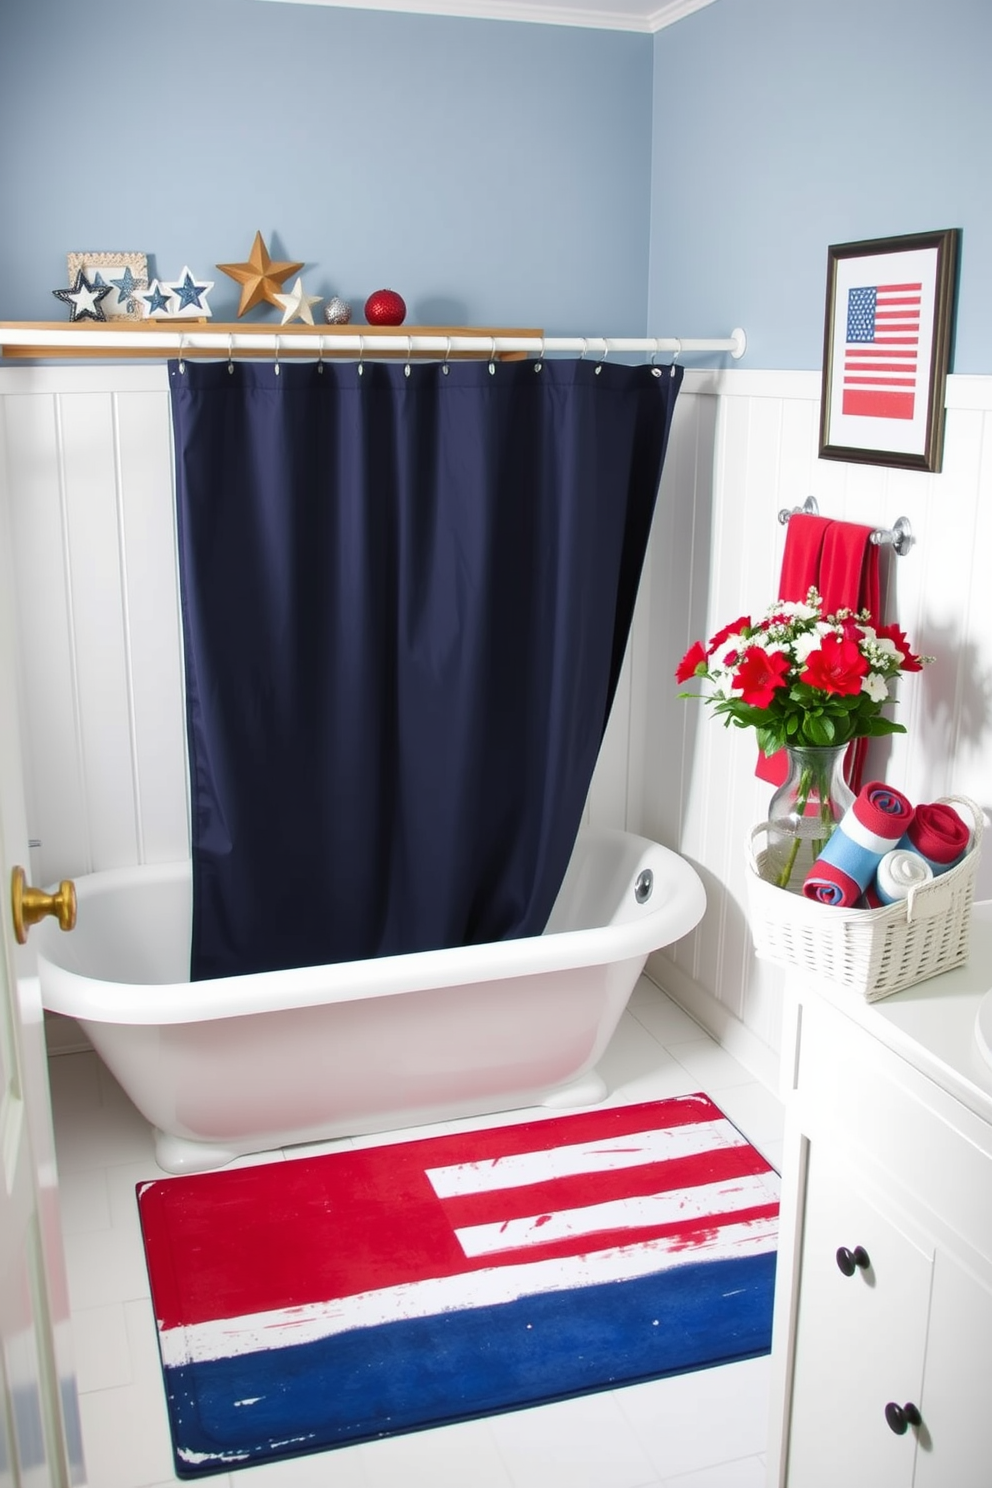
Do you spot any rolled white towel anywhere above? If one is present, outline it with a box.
[874,848,934,905]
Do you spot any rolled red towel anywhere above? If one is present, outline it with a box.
[851,782,916,839]
[899,801,971,873]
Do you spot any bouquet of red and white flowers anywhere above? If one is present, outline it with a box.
[675,587,929,756]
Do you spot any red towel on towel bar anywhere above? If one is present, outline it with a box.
[756,515,881,791]
[818,521,880,627]
[777,513,832,602]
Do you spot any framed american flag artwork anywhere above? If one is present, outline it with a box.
[819,228,959,472]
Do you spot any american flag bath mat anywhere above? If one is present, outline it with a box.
[136,1094,780,1478]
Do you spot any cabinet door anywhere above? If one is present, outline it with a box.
[913,1248,992,1487]
[785,1142,931,1488]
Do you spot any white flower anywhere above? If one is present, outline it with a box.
[761,598,819,624]
[862,635,902,669]
[716,631,751,663]
[861,672,889,702]
[791,628,829,664]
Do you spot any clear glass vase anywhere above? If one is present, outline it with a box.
[763,744,856,892]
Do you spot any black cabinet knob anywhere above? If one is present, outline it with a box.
[835,1244,871,1276]
[884,1401,922,1436]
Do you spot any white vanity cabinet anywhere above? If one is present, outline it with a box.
[767,902,992,1487]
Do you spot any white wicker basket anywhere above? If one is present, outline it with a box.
[745,795,984,1002]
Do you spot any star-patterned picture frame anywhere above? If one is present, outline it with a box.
[66,252,149,321]
[819,228,959,473]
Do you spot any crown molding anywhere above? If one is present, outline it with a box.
[252,0,717,34]
[644,0,716,30]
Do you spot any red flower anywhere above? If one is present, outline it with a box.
[675,640,708,684]
[875,622,924,671]
[801,633,869,695]
[732,646,791,707]
[708,616,751,654]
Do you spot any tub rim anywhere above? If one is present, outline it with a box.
[37,827,705,1026]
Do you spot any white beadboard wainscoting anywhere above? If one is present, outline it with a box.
[635,367,992,1084]
[1,362,989,1088]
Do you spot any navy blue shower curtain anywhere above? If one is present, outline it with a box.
[170,356,682,980]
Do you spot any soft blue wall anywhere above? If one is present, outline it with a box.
[4,0,989,369]
[0,0,652,334]
[649,0,992,372]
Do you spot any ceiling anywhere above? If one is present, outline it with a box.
[254,0,717,34]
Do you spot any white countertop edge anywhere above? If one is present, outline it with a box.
[788,901,992,1126]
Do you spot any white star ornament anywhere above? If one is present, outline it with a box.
[162,266,215,318]
[274,277,322,326]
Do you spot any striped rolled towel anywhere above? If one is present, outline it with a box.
[802,782,915,907]
[898,801,971,875]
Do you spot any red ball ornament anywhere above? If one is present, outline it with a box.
[364,288,406,326]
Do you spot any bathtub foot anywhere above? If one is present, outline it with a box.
[541,1069,608,1109]
[154,1130,242,1175]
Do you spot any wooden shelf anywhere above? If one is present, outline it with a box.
[0,322,541,362]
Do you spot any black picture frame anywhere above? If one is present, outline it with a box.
[819,228,959,473]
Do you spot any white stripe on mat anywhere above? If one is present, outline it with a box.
[157,1214,780,1370]
[426,1117,749,1198]
[453,1171,781,1257]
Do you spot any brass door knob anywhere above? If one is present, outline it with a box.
[10,866,77,945]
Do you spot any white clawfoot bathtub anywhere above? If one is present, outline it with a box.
[38,827,705,1174]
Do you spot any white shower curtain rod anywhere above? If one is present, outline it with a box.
[0,323,747,361]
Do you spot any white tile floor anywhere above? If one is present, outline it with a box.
[48,978,785,1488]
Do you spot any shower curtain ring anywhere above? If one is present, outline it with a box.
[595,339,609,375]
[273,334,281,376]
[227,334,235,374]
[177,335,186,374]
[580,339,589,359]
[534,334,545,372]
[488,337,497,375]
[670,337,682,378]
[404,336,413,378]
[357,334,365,377]
[443,337,452,374]
[317,335,325,371]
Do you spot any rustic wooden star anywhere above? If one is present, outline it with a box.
[216,231,304,317]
